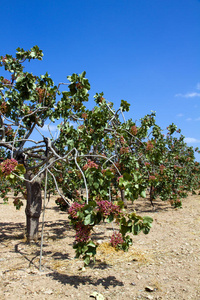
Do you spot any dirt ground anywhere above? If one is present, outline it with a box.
[0,192,200,300]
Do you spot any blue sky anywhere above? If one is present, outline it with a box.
[1,0,200,160]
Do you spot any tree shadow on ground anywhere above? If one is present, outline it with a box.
[43,220,73,240]
[130,197,173,214]
[1,219,74,270]
[14,242,44,269]
[90,261,112,270]
[13,242,71,269]
[48,272,124,289]
[0,220,73,242]
[51,252,70,260]
[0,222,25,241]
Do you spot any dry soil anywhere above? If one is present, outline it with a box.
[0,193,200,299]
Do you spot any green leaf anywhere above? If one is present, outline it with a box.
[82,245,88,253]
[120,225,131,236]
[140,190,146,198]
[104,169,114,178]
[86,243,97,256]
[143,216,153,224]
[120,99,130,112]
[143,227,151,234]
[123,172,132,181]
[84,214,94,225]
[87,241,96,247]
[84,255,90,265]
[8,174,15,179]
[86,248,96,256]
[105,214,114,223]
[16,164,26,174]
[77,211,84,219]
[133,173,138,181]
[93,182,99,189]
[133,223,142,235]
[16,75,24,83]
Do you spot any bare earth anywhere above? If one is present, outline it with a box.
[0,193,200,300]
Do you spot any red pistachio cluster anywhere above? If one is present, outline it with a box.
[97,200,121,218]
[108,139,114,148]
[0,158,18,176]
[75,222,91,243]
[110,231,124,248]
[120,136,125,145]
[68,202,84,219]
[36,87,46,103]
[130,125,137,135]
[13,198,23,210]
[76,82,83,90]
[81,113,88,120]
[173,165,182,170]
[159,164,166,174]
[5,126,14,137]
[78,125,85,130]
[120,147,129,155]
[149,175,156,181]
[144,162,150,167]
[82,160,99,171]
[0,101,9,114]
[36,87,50,104]
[68,202,91,243]
[69,200,122,243]
[2,78,11,85]
[146,141,154,151]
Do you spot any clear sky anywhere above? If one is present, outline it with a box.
[1,0,200,160]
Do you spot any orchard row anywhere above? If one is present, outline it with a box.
[0,46,199,264]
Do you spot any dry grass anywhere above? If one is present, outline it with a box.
[96,242,153,265]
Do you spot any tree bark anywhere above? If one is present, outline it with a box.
[25,173,43,242]
[149,185,155,207]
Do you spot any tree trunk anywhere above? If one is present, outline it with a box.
[120,189,127,208]
[25,173,43,242]
[149,185,155,207]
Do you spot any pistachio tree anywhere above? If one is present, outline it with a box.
[0,46,151,245]
[0,46,92,241]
